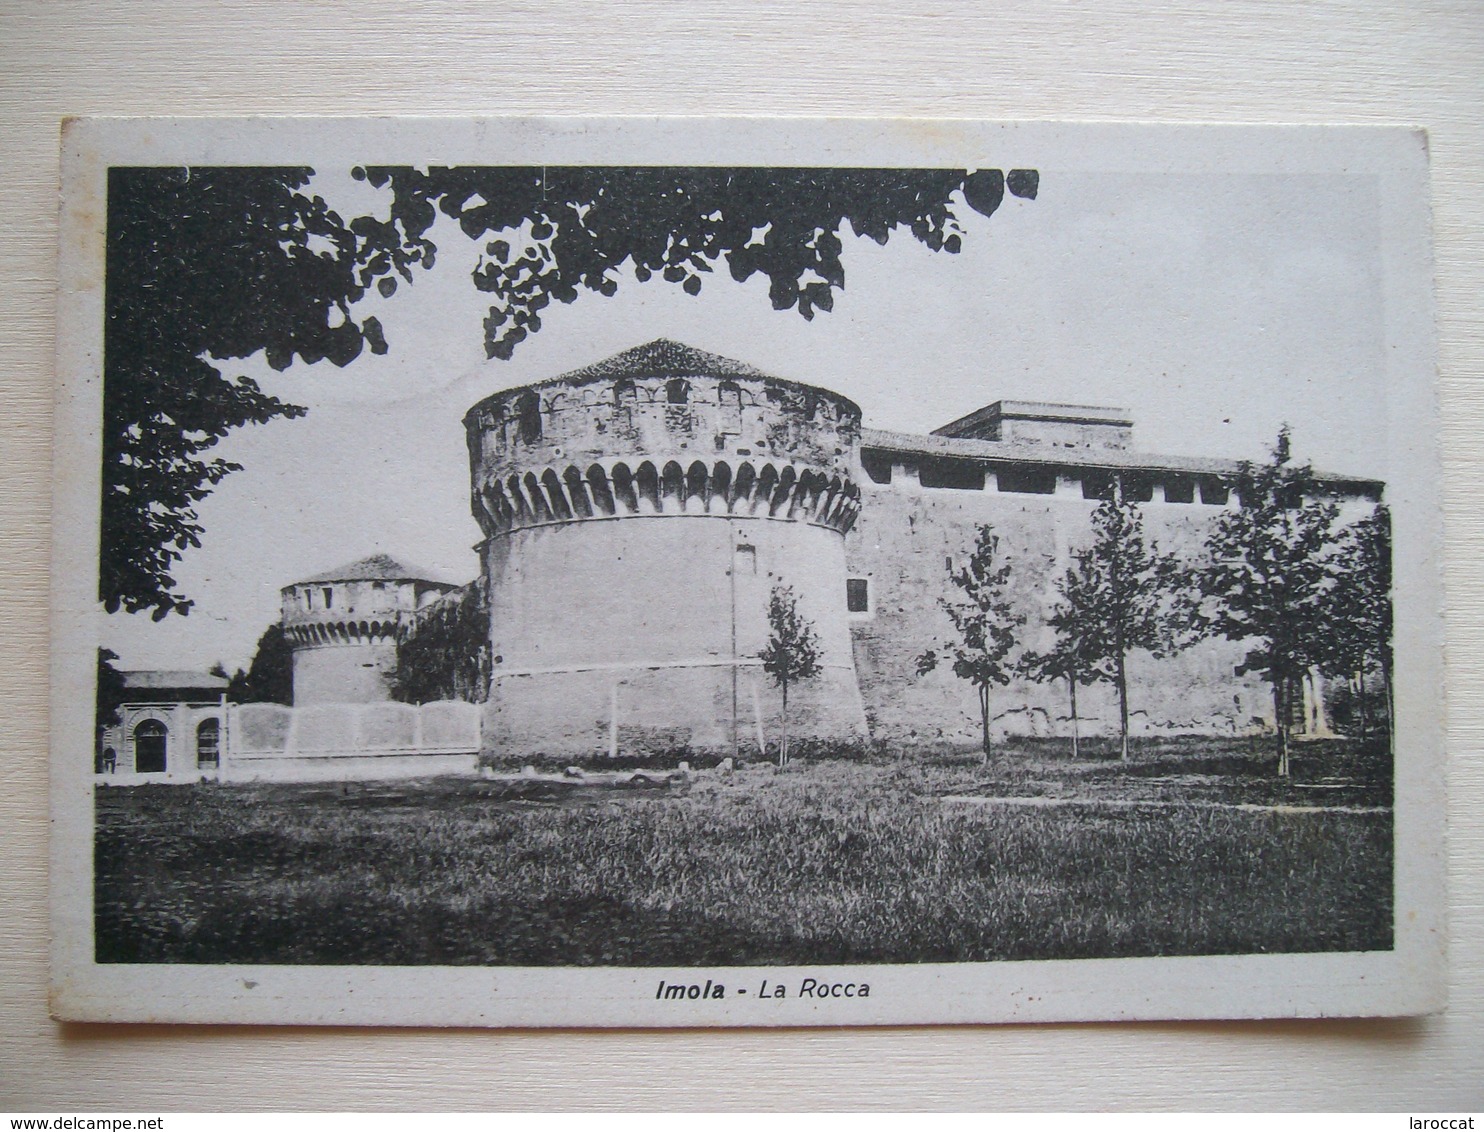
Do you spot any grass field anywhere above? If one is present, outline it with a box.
[94,737,1393,965]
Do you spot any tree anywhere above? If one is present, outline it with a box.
[105,168,390,620]
[104,164,1034,618]
[1072,487,1186,762]
[1322,504,1393,748]
[390,582,490,704]
[1019,562,1113,759]
[96,647,127,735]
[226,624,295,705]
[1198,428,1342,776]
[917,525,1021,762]
[759,584,822,767]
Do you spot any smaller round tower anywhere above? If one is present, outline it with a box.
[279,555,457,705]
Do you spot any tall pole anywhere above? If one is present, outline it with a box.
[729,524,739,761]
[609,681,620,760]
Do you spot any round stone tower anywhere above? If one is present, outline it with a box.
[280,554,458,705]
[464,338,870,760]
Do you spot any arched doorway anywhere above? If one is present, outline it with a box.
[133,719,167,774]
[196,718,220,768]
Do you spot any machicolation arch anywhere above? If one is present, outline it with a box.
[475,458,861,537]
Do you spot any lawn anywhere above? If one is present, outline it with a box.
[94,737,1393,965]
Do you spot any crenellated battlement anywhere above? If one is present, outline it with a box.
[465,339,861,499]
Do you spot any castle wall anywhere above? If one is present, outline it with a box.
[482,513,866,759]
[290,637,401,705]
[845,461,1275,747]
[441,341,1391,762]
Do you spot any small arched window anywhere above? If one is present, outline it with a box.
[133,719,167,774]
[613,378,637,407]
[666,378,690,405]
[196,718,221,767]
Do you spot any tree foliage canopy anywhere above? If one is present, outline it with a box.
[1321,504,1392,682]
[104,164,1033,619]
[759,584,822,694]
[1076,491,1185,661]
[1316,502,1394,746]
[391,582,490,705]
[354,166,1026,357]
[1018,560,1118,759]
[225,623,295,705]
[95,647,127,734]
[1198,428,1344,770]
[1020,560,1116,689]
[1066,490,1186,759]
[918,525,1020,687]
[917,524,1021,757]
[105,168,391,619]
[759,583,822,767]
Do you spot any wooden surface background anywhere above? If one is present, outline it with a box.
[2,1,1480,1110]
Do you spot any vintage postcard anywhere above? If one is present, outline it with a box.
[51,118,1444,1026]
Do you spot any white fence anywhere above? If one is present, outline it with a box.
[223,700,482,781]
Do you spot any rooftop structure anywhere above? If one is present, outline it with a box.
[119,669,229,698]
[934,400,1134,451]
[286,553,452,587]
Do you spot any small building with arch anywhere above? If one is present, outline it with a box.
[97,670,229,782]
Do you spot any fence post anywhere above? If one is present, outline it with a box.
[750,676,767,757]
[609,681,621,759]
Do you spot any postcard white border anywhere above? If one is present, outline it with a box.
[50,117,1445,1027]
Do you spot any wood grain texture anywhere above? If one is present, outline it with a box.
[2,0,1480,1110]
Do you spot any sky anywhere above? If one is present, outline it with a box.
[101,166,1387,672]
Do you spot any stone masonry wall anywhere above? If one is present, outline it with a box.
[845,462,1275,747]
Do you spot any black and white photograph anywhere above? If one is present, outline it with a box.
[49,118,1443,1027]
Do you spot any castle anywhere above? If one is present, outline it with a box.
[100,338,1385,779]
